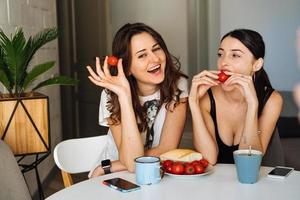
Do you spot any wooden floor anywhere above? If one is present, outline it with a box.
[43,169,88,199]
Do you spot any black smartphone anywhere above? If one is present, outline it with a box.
[267,166,294,179]
[103,178,141,193]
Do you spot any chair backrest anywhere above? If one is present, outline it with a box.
[54,135,109,187]
[261,128,285,167]
[0,140,32,200]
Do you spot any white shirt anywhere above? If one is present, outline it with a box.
[89,77,188,176]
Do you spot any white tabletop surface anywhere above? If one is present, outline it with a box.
[46,164,300,200]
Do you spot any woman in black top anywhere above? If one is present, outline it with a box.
[189,29,283,164]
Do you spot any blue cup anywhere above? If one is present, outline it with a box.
[134,156,162,185]
[233,149,262,184]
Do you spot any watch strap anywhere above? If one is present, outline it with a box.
[101,159,111,174]
[102,165,111,174]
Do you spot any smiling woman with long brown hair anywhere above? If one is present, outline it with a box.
[87,23,188,176]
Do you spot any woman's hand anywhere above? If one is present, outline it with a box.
[224,72,258,106]
[87,57,131,99]
[89,165,104,178]
[189,70,219,105]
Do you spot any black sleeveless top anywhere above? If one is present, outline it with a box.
[207,88,274,163]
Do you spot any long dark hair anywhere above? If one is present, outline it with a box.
[221,29,273,116]
[107,22,187,131]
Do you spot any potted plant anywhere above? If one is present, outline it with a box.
[0,27,78,155]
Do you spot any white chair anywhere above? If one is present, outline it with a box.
[54,135,109,187]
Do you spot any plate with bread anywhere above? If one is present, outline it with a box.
[160,149,214,178]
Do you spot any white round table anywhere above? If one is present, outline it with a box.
[46,164,300,200]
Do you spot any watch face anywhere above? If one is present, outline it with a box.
[101,159,111,167]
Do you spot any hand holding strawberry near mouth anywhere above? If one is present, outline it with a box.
[218,71,230,83]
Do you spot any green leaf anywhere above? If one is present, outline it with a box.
[0,68,12,92]
[32,76,79,91]
[19,28,58,90]
[0,28,27,93]
[0,27,76,95]
[0,41,13,93]
[23,28,58,68]
[22,61,55,91]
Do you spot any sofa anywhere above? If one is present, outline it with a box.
[277,91,300,170]
[0,140,32,200]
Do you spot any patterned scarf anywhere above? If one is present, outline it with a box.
[143,99,160,149]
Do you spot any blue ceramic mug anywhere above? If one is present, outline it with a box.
[233,149,262,184]
[134,156,162,185]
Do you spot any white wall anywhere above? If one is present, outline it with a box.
[0,0,61,196]
[207,0,220,72]
[109,0,189,74]
[214,0,300,91]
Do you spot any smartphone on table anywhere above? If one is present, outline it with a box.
[103,178,141,193]
[267,166,294,179]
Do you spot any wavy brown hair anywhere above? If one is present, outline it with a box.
[106,23,187,132]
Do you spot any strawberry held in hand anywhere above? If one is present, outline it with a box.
[107,56,118,66]
[218,71,230,83]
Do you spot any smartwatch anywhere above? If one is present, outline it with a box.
[101,159,111,174]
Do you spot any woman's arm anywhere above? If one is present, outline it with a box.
[225,73,262,151]
[89,160,127,178]
[239,91,282,154]
[145,98,188,156]
[189,71,220,164]
[116,96,144,172]
[87,57,144,172]
[238,99,262,151]
[190,94,219,165]
[225,74,282,153]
